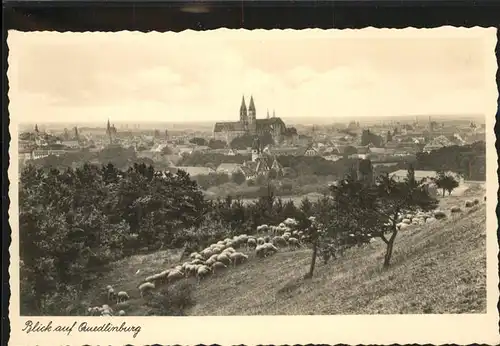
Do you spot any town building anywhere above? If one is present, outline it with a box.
[213,95,287,144]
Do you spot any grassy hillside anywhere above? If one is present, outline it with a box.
[82,186,486,316]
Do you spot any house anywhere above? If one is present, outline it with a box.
[368,147,396,161]
[303,145,319,156]
[216,163,244,175]
[270,146,304,156]
[173,166,214,177]
[390,169,463,184]
[61,140,80,149]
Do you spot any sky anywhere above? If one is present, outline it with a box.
[7,28,496,124]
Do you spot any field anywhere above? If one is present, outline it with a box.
[81,183,487,315]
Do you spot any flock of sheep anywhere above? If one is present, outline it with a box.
[86,195,486,316]
[86,217,304,316]
[395,197,483,231]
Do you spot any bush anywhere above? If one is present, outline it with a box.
[146,281,196,316]
[450,206,462,213]
[434,210,447,219]
[465,200,473,207]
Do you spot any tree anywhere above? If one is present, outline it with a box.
[343,146,358,157]
[189,137,207,146]
[208,139,227,149]
[331,167,438,268]
[161,146,173,155]
[361,129,383,147]
[433,171,460,197]
[231,170,246,185]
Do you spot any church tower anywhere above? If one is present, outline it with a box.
[240,96,248,130]
[251,136,261,162]
[248,95,257,134]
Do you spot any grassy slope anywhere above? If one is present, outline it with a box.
[82,184,486,315]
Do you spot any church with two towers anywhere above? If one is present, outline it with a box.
[213,95,287,144]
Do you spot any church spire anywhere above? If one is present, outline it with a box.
[273,109,275,118]
[248,95,256,112]
[240,95,248,124]
[240,95,247,111]
[267,109,270,119]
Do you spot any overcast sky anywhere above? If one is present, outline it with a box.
[7,28,495,124]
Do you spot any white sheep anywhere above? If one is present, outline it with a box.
[229,252,248,266]
[223,247,236,254]
[272,236,288,248]
[106,285,116,302]
[257,237,265,245]
[426,217,437,223]
[402,218,411,225]
[191,258,205,265]
[167,269,184,283]
[256,224,269,232]
[247,237,257,249]
[196,265,212,282]
[288,237,300,249]
[117,291,130,303]
[211,261,227,273]
[118,310,126,316]
[189,252,199,260]
[138,282,155,298]
[216,253,232,266]
[399,223,410,230]
[256,243,278,258]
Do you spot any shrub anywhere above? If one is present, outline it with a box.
[465,200,473,207]
[145,281,196,316]
[450,206,462,213]
[434,210,447,219]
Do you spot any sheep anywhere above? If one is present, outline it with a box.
[196,265,212,282]
[272,236,288,248]
[89,306,102,316]
[117,291,130,303]
[211,261,227,273]
[238,234,249,242]
[257,224,269,232]
[450,206,462,213]
[191,258,205,265]
[264,235,271,243]
[256,237,265,245]
[210,246,224,255]
[223,247,236,254]
[399,223,410,230]
[229,252,248,266]
[288,237,300,249]
[247,237,257,249]
[118,310,126,316]
[138,282,155,298]
[256,243,278,258]
[426,217,437,224]
[216,253,232,266]
[402,218,411,225]
[189,252,199,260]
[167,269,184,283]
[106,285,116,302]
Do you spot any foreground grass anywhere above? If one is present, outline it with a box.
[82,192,486,315]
